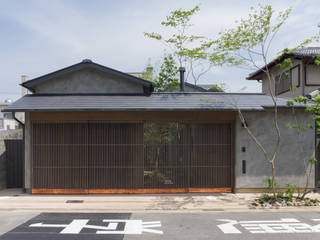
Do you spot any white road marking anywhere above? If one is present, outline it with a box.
[0,197,10,200]
[60,220,90,234]
[207,196,218,200]
[217,218,320,234]
[29,219,163,235]
[217,219,241,234]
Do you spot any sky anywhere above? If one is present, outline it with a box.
[0,0,319,101]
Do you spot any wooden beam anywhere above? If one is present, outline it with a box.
[32,188,233,194]
[30,111,236,122]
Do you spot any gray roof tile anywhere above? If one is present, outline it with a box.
[292,47,320,57]
[2,93,305,112]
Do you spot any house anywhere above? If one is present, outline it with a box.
[0,100,19,131]
[2,59,316,194]
[247,47,320,97]
[128,71,209,92]
[184,82,208,92]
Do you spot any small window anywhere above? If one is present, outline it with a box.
[275,65,300,95]
[275,71,291,95]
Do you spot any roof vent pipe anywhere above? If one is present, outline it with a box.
[179,67,185,92]
[21,75,28,96]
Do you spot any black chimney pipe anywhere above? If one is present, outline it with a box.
[179,67,185,92]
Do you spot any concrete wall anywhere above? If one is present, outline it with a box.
[235,108,315,190]
[34,68,144,94]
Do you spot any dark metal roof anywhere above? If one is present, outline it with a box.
[184,82,208,92]
[22,59,155,92]
[247,47,320,80]
[2,92,305,112]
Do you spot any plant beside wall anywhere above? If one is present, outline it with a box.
[212,4,319,201]
[250,181,320,208]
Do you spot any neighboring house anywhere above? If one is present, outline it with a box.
[184,82,208,92]
[0,100,19,131]
[128,72,209,92]
[3,59,316,194]
[247,47,320,98]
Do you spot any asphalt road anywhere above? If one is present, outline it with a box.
[0,211,320,239]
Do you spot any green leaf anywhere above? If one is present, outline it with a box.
[285,123,292,128]
[286,100,294,107]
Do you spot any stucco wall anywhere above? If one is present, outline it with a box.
[34,68,144,94]
[235,108,315,189]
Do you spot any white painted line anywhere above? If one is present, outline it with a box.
[207,196,218,200]
[143,224,161,228]
[0,197,10,200]
[142,228,164,234]
[60,220,90,234]
[30,223,68,228]
[239,218,300,224]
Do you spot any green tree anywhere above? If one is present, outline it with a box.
[144,6,222,85]
[208,83,227,92]
[155,54,179,92]
[213,4,319,198]
[141,61,156,82]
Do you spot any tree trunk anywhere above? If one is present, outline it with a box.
[271,162,277,199]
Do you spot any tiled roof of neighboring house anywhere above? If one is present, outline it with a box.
[184,82,208,92]
[22,59,155,92]
[247,47,320,80]
[126,72,143,78]
[292,47,320,57]
[2,92,306,112]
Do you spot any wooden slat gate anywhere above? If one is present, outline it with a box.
[5,139,24,188]
[31,121,233,193]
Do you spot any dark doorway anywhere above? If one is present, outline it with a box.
[5,139,24,188]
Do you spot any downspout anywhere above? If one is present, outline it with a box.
[13,112,24,127]
[13,112,25,192]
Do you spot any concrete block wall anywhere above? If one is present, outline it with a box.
[235,108,315,190]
